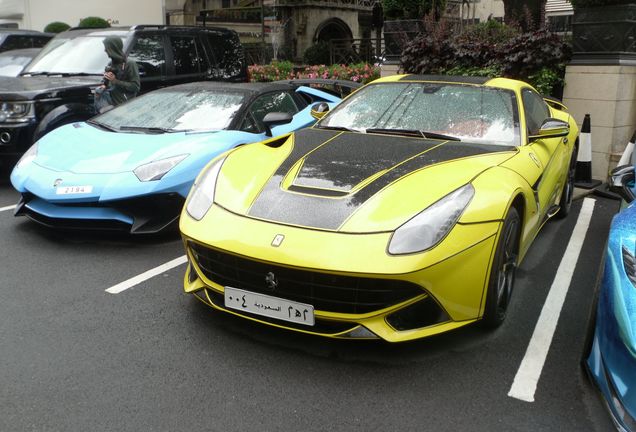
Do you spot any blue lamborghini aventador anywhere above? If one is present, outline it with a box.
[586,165,636,431]
[10,80,351,233]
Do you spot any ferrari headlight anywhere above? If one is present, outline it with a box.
[0,102,35,123]
[14,142,38,169]
[133,154,188,182]
[388,184,474,255]
[185,157,226,221]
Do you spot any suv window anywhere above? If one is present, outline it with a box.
[128,34,166,78]
[206,31,245,79]
[522,88,550,136]
[170,35,205,75]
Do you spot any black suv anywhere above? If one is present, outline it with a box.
[0,25,248,171]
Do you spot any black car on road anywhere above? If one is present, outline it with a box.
[0,25,247,173]
[0,29,52,52]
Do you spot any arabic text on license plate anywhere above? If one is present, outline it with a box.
[224,287,315,326]
[56,185,93,195]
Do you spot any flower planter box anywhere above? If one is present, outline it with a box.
[572,3,636,64]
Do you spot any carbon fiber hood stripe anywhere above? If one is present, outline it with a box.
[247,128,514,231]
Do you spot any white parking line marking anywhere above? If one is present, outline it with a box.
[105,255,188,294]
[0,204,16,212]
[508,198,596,402]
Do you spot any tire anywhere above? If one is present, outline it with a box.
[556,146,578,219]
[482,206,521,328]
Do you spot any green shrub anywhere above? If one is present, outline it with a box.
[400,23,571,96]
[302,42,331,66]
[497,29,571,82]
[454,20,520,45]
[382,0,446,19]
[443,65,503,78]
[400,21,455,74]
[528,67,565,95]
[43,21,70,33]
[78,17,110,29]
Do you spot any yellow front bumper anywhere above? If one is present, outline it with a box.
[180,205,501,343]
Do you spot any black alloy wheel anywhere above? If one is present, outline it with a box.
[556,146,578,219]
[483,207,521,328]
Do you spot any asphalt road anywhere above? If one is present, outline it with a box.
[0,181,620,432]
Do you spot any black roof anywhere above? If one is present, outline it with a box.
[57,27,131,38]
[399,74,491,85]
[61,25,237,37]
[157,81,296,95]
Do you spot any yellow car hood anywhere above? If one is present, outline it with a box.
[214,128,516,233]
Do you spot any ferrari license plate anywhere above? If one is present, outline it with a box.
[56,185,93,195]
[224,287,315,326]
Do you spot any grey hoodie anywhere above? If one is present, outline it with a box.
[102,36,140,105]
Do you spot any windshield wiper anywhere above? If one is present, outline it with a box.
[56,72,101,77]
[119,126,173,134]
[315,125,357,132]
[21,72,101,77]
[366,128,460,141]
[87,119,118,132]
[183,129,223,134]
[419,131,461,141]
[21,72,50,77]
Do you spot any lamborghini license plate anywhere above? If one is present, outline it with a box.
[56,185,93,195]
[224,287,315,326]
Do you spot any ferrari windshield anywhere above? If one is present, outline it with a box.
[320,82,520,146]
[23,35,123,75]
[94,89,246,132]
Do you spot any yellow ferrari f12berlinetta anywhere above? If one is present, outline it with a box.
[180,74,579,342]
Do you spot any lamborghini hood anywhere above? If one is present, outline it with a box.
[214,128,517,233]
[33,123,233,174]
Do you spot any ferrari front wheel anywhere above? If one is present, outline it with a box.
[556,147,578,219]
[482,207,520,328]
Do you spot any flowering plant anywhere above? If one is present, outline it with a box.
[249,62,380,84]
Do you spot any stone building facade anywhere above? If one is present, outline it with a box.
[173,0,504,62]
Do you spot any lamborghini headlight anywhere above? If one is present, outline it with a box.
[0,102,35,123]
[185,157,226,221]
[14,142,38,169]
[388,184,474,255]
[622,245,636,287]
[133,154,188,182]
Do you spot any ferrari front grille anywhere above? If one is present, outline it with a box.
[188,242,423,314]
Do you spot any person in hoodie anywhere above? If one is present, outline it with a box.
[94,36,140,113]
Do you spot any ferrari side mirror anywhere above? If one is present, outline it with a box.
[529,118,570,141]
[310,102,330,120]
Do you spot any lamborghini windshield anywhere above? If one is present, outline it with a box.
[93,89,246,132]
[319,82,520,146]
